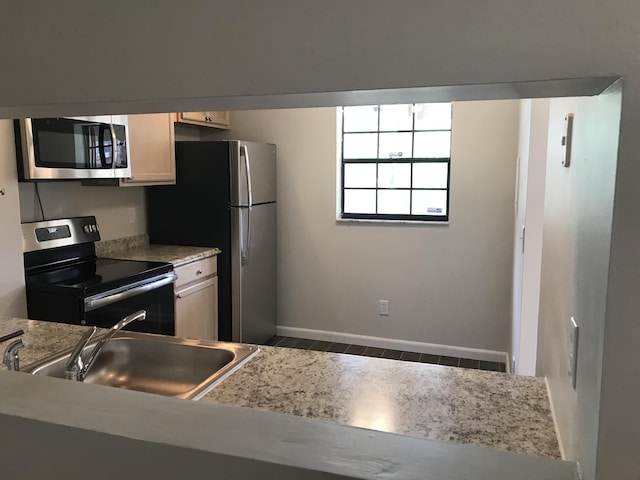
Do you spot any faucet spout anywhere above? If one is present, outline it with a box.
[64,310,146,382]
[3,337,26,371]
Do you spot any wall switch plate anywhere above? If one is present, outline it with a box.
[128,207,136,224]
[379,300,389,316]
[568,316,579,389]
[561,113,574,168]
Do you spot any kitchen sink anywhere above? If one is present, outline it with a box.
[23,332,258,400]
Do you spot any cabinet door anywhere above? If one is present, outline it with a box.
[121,113,176,186]
[175,276,218,341]
[176,111,230,129]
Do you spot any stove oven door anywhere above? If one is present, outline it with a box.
[83,273,176,335]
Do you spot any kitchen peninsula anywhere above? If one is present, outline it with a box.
[0,317,560,459]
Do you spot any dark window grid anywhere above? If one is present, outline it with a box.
[343,157,450,163]
[344,188,447,217]
[340,105,451,221]
[409,111,415,213]
[343,128,452,134]
[375,107,381,213]
[344,187,447,192]
[342,213,447,222]
[342,175,450,217]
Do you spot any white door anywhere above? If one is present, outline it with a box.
[511,99,550,375]
[511,102,531,374]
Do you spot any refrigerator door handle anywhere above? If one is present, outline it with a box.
[241,145,253,208]
[240,144,253,264]
[240,207,252,264]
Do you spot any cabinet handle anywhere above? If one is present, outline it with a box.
[196,270,203,275]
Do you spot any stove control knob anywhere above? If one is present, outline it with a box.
[83,225,91,234]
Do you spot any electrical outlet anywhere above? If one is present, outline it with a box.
[379,300,389,316]
[128,207,136,224]
[568,316,579,389]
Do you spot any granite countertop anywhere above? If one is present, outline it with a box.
[0,318,560,460]
[96,234,220,267]
[0,318,107,370]
[202,346,561,459]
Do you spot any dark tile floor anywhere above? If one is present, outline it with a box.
[264,336,507,373]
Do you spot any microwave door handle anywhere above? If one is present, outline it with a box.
[109,124,117,169]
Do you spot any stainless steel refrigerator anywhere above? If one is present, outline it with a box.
[146,140,276,344]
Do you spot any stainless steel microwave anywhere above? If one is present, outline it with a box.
[15,115,131,181]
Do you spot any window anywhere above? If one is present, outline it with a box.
[340,103,452,222]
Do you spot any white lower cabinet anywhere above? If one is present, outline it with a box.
[174,256,218,340]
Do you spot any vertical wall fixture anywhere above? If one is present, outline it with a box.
[561,113,574,168]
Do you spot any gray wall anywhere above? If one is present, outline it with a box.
[19,182,147,241]
[537,90,621,478]
[0,120,26,317]
[226,102,518,352]
[0,2,638,478]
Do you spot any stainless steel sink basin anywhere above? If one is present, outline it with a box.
[23,332,258,400]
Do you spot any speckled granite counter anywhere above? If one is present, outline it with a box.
[0,318,107,370]
[202,346,560,459]
[0,318,560,460]
[96,234,220,267]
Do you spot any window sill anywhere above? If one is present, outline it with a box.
[335,217,449,226]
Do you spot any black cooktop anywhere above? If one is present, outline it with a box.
[26,257,173,297]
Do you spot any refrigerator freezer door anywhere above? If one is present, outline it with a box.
[231,202,277,344]
[230,141,276,207]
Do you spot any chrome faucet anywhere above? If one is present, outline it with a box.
[64,310,146,382]
[2,330,26,371]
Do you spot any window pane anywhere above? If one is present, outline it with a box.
[414,103,452,130]
[379,104,413,131]
[414,131,451,158]
[343,106,378,132]
[344,163,377,188]
[343,133,378,159]
[412,190,447,216]
[378,190,410,214]
[378,163,410,188]
[412,163,448,189]
[379,132,412,159]
[344,189,376,214]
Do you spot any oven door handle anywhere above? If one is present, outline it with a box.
[84,272,177,312]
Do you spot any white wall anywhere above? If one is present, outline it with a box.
[537,90,621,479]
[226,101,518,353]
[0,2,638,479]
[0,120,26,317]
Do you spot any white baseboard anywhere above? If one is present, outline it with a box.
[276,326,507,363]
[544,376,567,461]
